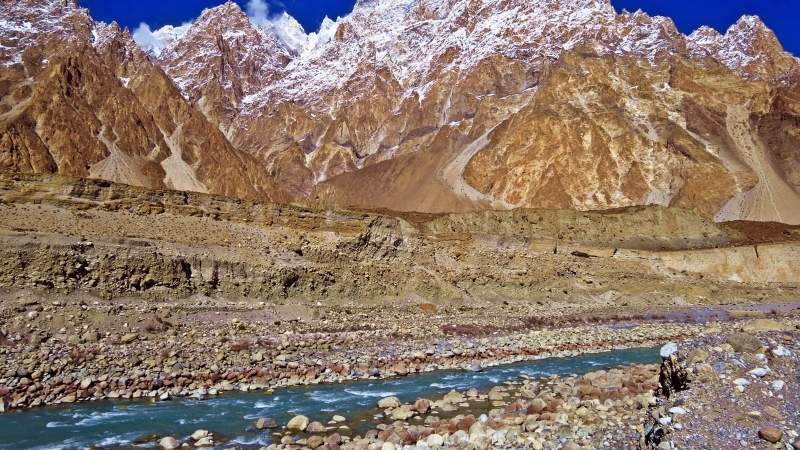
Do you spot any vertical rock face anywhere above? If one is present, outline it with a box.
[2,0,800,223]
[0,0,288,201]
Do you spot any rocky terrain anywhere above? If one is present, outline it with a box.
[239,323,800,450]
[2,1,800,445]
[2,0,800,222]
[0,174,799,419]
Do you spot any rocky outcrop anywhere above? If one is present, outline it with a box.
[1,175,799,303]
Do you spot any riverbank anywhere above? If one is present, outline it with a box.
[2,286,799,415]
[0,291,705,413]
[1,296,798,449]
[249,322,800,450]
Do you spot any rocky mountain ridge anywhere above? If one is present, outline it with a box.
[2,0,800,223]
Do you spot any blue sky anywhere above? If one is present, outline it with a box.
[81,0,799,55]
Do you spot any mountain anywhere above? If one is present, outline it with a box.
[2,0,800,223]
[0,0,289,201]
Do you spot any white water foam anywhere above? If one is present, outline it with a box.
[343,389,399,398]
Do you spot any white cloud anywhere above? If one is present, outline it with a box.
[132,23,163,55]
[246,0,270,26]
[132,22,190,56]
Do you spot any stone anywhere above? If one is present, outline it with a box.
[529,398,547,413]
[749,367,770,378]
[742,319,791,333]
[426,433,444,447]
[442,390,464,403]
[287,415,310,431]
[464,363,483,372]
[414,398,431,414]
[687,348,710,365]
[307,435,324,449]
[191,430,210,441]
[378,396,401,409]
[792,438,800,450]
[668,406,687,415]
[158,436,179,450]
[80,377,93,389]
[660,343,678,358]
[726,333,763,353]
[771,380,786,391]
[772,346,792,357]
[121,333,139,344]
[391,405,416,420]
[381,442,396,450]
[255,417,278,430]
[563,441,581,450]
[307,421,326,432]
[194,437,214,447]
[758,426,783,443]
[0,398,7,413]
[332,415,346,423]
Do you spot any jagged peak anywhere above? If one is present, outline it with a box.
[195,1,250,27]
[269,11,309,54]
[724,14,783,49]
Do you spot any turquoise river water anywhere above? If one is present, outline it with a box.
[0,346,660,450]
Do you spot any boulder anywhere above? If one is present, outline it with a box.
[287,415,310,431]
[194,437,214,447]
[158,436,179,450]
[120,333,139,344]
[687,348,709,365]
[307,435,324,449]
[391,405,416,420]
[742,319,791,333]
[659,343,678,358]
[758,426,783,443]
[426,433,444,447]
[255,417,278,430]
[307,421,326,433]
[414,398,431,414]
[191,430,210,441]
[726,333,762,353]
[378,396,401,409]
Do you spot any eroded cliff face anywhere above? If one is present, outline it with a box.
[0,0,289,202]
[2,0,800,223]
[1,175,799,303]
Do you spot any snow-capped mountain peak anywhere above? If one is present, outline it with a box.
[268,12,308,54]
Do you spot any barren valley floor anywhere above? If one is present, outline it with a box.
[0,175,798,449]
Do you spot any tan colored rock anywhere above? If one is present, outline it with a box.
[758,426,783,444]
[287,415,309,431]
[742,319,792,333]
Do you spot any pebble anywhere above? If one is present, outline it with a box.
[668,406,687,415]
[749,367,770,378]
[771,380,786,391]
